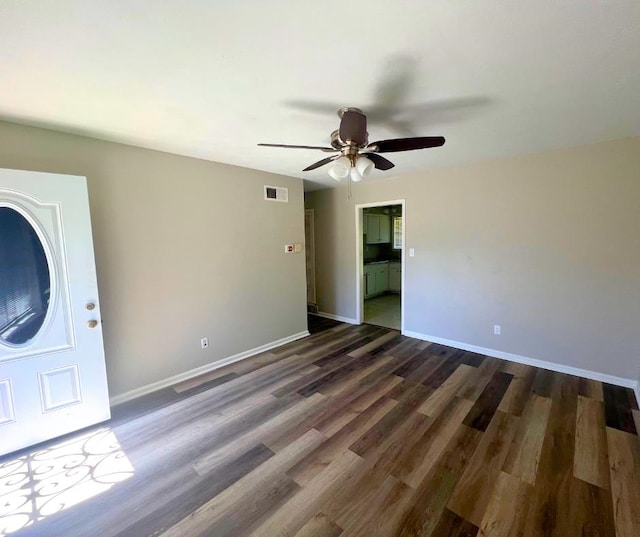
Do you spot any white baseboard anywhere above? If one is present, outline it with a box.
[312,311,359,325]
[109,330,310,406]
[403,329,639,391]
[635,384,640,408]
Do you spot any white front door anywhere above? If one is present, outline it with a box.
[0,168,110,457]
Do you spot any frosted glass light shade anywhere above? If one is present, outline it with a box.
[355,156,374,178]
[350,167,364,182]
[328,156,350,181]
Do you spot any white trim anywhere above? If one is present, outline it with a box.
[634,384,640,408]
[109,330,310,406]
[355,199,406,332]
[312,311,359,325]
[305,208,316,305]
[403,329,639,389]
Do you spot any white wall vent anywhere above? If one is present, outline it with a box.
[264,185,288,202]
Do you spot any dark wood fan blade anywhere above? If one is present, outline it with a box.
[339,109,368,146]
[369,136,445,153]
[258,143,337,152]
[303,155,339,171]
[366,153,395,171]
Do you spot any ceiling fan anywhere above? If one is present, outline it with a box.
[258,107,445,182]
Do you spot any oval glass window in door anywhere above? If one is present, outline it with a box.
[0,207,51,346]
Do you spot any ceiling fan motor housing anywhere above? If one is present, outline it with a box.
[337,108,369,148]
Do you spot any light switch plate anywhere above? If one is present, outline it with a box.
[294,243,302,252]
[409,248,415,257]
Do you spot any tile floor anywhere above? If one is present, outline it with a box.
[364,292,401,330]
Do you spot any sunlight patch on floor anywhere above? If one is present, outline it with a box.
[0,428,134,536]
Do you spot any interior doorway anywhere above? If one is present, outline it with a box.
[304,208,317,313]
[355,200,405,331]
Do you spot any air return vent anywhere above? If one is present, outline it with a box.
[264,185,288,202]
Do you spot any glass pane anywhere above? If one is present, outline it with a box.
[0,208,51,345]
[393,216,403,249]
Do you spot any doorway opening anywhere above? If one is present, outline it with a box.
[355,200,405,331]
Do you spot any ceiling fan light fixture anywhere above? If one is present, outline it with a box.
[355,156,374,178]
[350,166,364,182]
[328,156,350,181]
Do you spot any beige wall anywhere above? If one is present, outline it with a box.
[306,137,640,380]
[0,120,307,398]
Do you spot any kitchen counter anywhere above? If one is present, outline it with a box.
[365,260,400,265]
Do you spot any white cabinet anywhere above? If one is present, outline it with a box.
[374,265,388,295]
[378,215,390,244]
[364,265,374,298]
[389,262,401,292]
[365,214,391,244]
[364,262,389,298]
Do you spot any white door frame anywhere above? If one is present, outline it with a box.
[304,208,316,305]
[355,199,406,333]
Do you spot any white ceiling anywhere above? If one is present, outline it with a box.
[1,1,639,191]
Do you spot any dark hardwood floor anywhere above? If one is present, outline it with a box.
[1,317,639,536]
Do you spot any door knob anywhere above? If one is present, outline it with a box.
[87,320,98,329]
[86,303,96,311]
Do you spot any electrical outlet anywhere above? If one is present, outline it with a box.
[201,337,209,349]
[493,325,501,335]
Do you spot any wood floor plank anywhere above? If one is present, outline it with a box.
[193,392,326,475]
[389,338,429,360]
[314,374,403,437]
[607,427,640,537]
[393,397,475,489]
[431,509,479,537]
[247,449,364,537]
[573,395,610,489]
[568,476,616,537]
[346,330,400,358]
[478,471,531,537]
[315,355,397,398]
[521,374,578,537]
[498,361,531,377]
[418,364,476,417]
[578,377,604,401]
[267,362,401,452]
[392,350,447,382]
[349,382,433,460]
[462,371,513,432]
[502,394,552,484]
[298,352,388,398]
[603,383,638,434]
[115,443,275,537]
[287,395,398,487]
[530,368,555,398]
[457,358,502,401]
[422,350,467,388]
[292,513,343,537]
[395,425,482,537]
[447,411,518,527]
[353,406,433,474]
[162,429,325,537]
[333,474,415,537]
[497,365,535,417]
